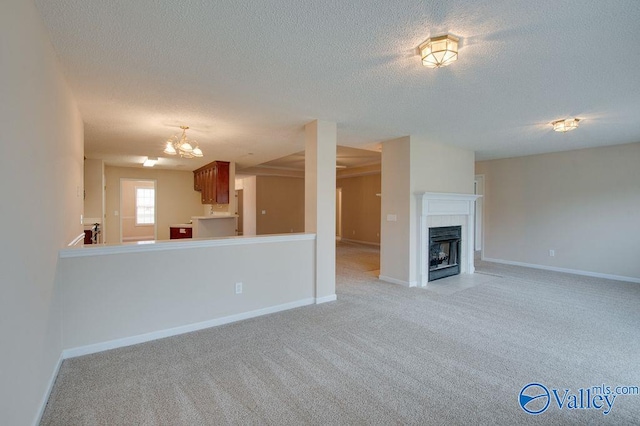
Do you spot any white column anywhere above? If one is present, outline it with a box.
[305,120,337,303]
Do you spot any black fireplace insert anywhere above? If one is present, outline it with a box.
[428,226,461,281]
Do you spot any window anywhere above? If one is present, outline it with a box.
[135,187,155,225]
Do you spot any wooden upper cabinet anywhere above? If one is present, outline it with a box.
[193,161,230,204]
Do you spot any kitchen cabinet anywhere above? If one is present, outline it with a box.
[193,161,229,204]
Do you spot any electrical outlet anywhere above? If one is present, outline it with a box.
[261,210,266,215]
[386,214,397,222]
[235,282,242,294]
[549,249,555,257]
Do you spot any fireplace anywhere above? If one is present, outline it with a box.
[429,226,461,281]
[418,192,480,287]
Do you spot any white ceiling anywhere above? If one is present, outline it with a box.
[35,0,640,170]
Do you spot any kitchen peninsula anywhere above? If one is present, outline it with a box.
[170,214,238,240]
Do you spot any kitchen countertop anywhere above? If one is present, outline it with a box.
[192,215,238,219]
[169,223,193,228]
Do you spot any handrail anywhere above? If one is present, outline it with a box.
[68,233,86,247]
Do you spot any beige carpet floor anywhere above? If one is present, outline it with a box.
[41,242,640,425]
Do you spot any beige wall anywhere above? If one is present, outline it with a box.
[0,1,84,424]
[380,137,412,283]
[476,142,640,280]
[337,173,381,244]
[105,166,202,242]
[84,159,104,221]
[380,136,475,285]
[409,137,476,195]
[256,176,305,234]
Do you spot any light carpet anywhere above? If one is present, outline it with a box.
[41,242,640,425]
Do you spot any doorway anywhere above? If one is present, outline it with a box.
[235,189,244,236]
[120,179,157,243]
[336,187,342,241]
[474,174,484,253]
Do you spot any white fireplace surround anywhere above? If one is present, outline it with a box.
[418,192,481,286]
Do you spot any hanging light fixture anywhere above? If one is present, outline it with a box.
[419,34,459,68]
[163,126,204,158]
[552,118,580,133]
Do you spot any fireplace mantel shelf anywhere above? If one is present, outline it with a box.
[417,192,480,201]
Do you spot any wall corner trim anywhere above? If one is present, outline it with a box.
[35,354,64,426]
[482,258,640,284]
[378,275,418,287]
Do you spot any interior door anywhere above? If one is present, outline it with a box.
[236,189,244,235]
[474,175,484,252]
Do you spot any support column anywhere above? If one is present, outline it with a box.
[305,120,337,303]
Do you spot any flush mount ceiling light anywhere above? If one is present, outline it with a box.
[552,118,580,133]
[419,34,459,68]
[163,126,203,158]
[142,156,158,167]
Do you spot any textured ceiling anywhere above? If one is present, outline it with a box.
[35,0,640,170]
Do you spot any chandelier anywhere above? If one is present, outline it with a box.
[163,126,203,158]
[419,34,459,68]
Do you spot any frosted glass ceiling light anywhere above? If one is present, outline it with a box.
[419,34,459,68]
[163,126,204,158]
[552,118,580,132]
[163,141,176,155]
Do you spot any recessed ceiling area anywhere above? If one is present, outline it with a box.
[251,146,381,172]
[34,1,640,170]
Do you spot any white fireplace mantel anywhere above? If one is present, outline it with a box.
[417,192,481,286]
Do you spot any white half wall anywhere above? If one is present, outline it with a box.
[57,235,316,352]
[476,142,640,281]
[0,1,84,425]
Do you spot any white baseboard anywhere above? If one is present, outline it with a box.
[339,238,380,247]
[35,353,63,426]
[315,294,337,304]
[62,298,316,359]
[482,257,640,284]
[378,275,418,287]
